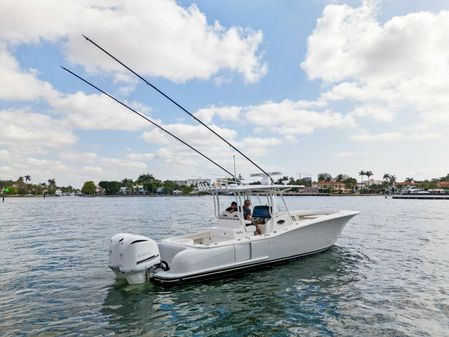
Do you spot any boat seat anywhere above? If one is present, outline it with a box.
[170,238,194,245]
[245,225,256,235]
[211,227,237,241]
[252,205,272,224]
[217,218,243,229]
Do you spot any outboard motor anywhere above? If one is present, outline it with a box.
[118,234,161,284]
[108,233,132,279]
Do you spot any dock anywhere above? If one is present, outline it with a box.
[392,194,449,200]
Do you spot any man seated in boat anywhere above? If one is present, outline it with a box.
[225,201,238,213]
[242,199,252,221]
[243,199,262,235]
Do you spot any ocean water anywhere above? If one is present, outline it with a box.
[1,196,448,336]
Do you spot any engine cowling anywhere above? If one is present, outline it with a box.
[108,233,132,279]
[118,234,161,284]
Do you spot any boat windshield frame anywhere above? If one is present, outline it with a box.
[199,183,296,220]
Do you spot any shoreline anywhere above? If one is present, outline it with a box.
[1,193,383,198]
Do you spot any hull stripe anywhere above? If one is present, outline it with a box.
[153,246,330,284]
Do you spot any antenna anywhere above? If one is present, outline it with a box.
[61,66,239,182]
[81,34,274,183]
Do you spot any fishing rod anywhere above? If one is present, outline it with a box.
[60,66,240,182]
[81,34,274,184]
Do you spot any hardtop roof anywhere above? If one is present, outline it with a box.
[209,184,304,193]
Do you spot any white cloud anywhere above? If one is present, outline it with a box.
[0,0,267,83]
[244,99,351,135]
[27,157,66,171]
[349,104,394,122]
[240,137,282,156]
[351,132,403,142]
[77,157,149,183]
[303,1,449,129]
[60,152,98,162]
[140,122,282,178]
[142,123,238,175]
[0,165,13,172]
[302,0,381,83]
[351,132,444,142]
[0,109,76,148]
[334,151,370,158]
[83,166,103,174]
[142,123,237,148]
[0,46,59,101]
[126,153,155,161]
[0,149,10,160]
[194,105,242,124]
[52,91,151,131]
[98,158,147,170]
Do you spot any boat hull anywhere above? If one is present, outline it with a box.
[152,211,357,284]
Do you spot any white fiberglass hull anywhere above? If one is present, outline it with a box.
[152,210,358,284]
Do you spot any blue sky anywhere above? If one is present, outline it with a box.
[1,0,449,187]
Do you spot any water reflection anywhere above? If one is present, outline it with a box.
[102,246,364,336]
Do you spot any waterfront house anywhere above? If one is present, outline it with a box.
[396,181,416,187]
[135,185,146,195]
[437,181,449,189]
[303,186,319,194]
[317,181,351,193]
[95,185,105,195]
[175,178,211,187]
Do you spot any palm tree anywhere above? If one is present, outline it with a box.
[383,173,396,194]
[17,176,24,183]
[24,175,31,183]
[47,179,56,194]
[390,175,396,185]
[358,170,365,184]
[336,174,345,182]
[405,177,414,183]
[365,171,373,186]
[383,173,396,185]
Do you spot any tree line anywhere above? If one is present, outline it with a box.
[0,176,73,196]
[81,174,194,196]
[2,172,449,196]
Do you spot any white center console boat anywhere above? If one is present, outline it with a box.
[62,37,360,286]
[109,184,359,285]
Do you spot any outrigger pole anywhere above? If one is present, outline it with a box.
[81,34,274,184]
[61,66,240,182]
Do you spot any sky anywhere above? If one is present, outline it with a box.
[1,0,449,187]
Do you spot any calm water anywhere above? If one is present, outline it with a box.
[1,196,448,336]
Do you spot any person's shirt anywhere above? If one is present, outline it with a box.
[243,206,252,220]
[225,206,236,213]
